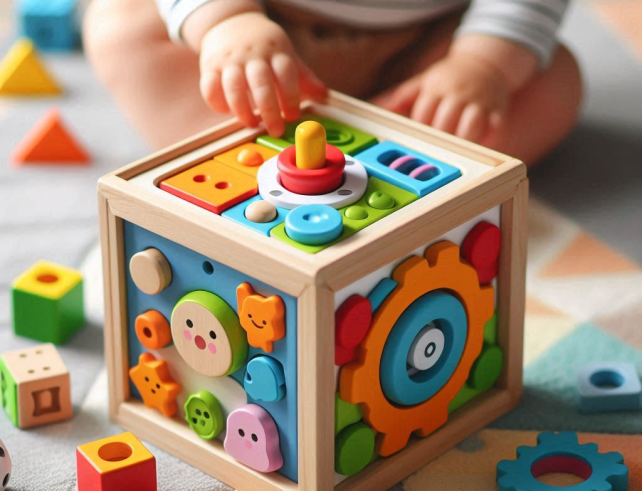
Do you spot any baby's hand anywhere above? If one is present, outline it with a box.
[374,52,511,144]
[199,12,327,136]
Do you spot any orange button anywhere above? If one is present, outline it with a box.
[214,143,278,177]
[160,159,257,215]
[135,310,172,350]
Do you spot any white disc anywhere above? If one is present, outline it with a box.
[257,154,368,210]
[407,323,445,371]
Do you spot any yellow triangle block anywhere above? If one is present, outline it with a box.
[0,38,61,95]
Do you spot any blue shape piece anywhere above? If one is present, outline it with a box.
[222,195,289,237]
[497,431,628,491]
[380,291,467,406]
[123,222,299,481]
[354,141,461,197]
[244,356,286,402]
[577,361,642,414]
[285,204,343,246]
[367,278,397,313]
[18,0,79,52]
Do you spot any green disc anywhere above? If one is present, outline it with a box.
[344,206,369,221]
[469,345,504,391]
[184,390,224,440]
[335,422,375,476]
[335,392,363,435]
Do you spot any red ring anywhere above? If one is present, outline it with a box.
[277,144,345,195]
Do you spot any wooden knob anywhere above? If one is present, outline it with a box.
[129,248,172,295]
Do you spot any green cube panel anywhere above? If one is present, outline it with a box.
[256,114,378,156]
[271,177,417,253]
[0,357,19,427]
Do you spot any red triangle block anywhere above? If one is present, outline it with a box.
[12,108,90,165]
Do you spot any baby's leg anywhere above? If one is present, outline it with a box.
[84,0,227,149]
[376,19,583,165]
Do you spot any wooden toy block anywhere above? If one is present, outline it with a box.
[576,362,642,414]
[0,438,11,491]
[11,108,90,165]
[160,159,257,215]
[18,0,79,52]
[214,142,279,178]
[0,344,72,429]
[12,260,85,344]
[98,93,527,491]
[0,38,61,95]
[76,432,157,491]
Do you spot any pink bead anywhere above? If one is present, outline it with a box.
[388,155,415,171]
[409,164,438,179]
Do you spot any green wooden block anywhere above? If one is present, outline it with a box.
[271,178,417,253]
[335,422,375,476]
[484,311,498,345]
[0,356,19,427]
[448,384,481,413]
[335,392,363,435]
[256,114,378,156]
[12,261,85,345]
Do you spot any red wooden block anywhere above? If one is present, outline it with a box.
[461,221,501,284]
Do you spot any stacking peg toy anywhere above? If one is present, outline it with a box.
[277,121,346,195]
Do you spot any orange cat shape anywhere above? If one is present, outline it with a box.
[236,283,286,353]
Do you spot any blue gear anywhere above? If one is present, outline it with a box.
[497,431,628,491]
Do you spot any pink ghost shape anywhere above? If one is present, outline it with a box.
[224,404,283,473]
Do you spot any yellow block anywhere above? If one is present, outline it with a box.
[13,260,82,300]
[77,432,154,474]
[0,38,61,95]
[295,121,326,169]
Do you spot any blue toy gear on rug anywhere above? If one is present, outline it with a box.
[496,431,628,491]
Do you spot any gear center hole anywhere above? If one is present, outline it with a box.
[531,456,592,487]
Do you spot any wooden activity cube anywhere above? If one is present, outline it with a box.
[99,93,527,491]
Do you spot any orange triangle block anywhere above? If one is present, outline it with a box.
[0,38,61,95]
[11,109,90,165]
[540,232,639,278]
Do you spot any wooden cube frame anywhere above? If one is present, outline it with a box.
[99,92,527,491]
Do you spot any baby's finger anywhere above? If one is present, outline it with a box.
[410,91,440,125]
[456,104,486,143]
[222,65,258,128]
[373,78,421,116]
[200,69,229,113]
[296,59,328,100]
[431,98,465,135]
[246,59,284,136]
[271,54,301,122]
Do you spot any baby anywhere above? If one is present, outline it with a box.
[84,0,582,165]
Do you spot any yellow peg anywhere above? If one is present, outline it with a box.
[295,121,326,170]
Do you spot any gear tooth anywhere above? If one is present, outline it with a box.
[497,475,519,491]
[536,431,557,444]
[602,451,625,465]
[608,464,630,491]
[496,460,515,479]
[515,444,535,458]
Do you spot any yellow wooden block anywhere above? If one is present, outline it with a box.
[77,432,154,474]
[214,142,279,177]
[295,121,326,169]
[0,39,61,95]
[13,260,82,300]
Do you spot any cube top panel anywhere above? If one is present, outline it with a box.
[1,343,68,384]
[13,260,82,299]
[77,432,154,475]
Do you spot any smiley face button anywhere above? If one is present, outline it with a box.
[184,390,225,440]
[236,283,286,353]
[171,291,248,377]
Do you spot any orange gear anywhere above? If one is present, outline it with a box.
[339,241,494,456]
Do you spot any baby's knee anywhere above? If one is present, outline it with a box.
[83,0,164,85]
[549,44,584,123]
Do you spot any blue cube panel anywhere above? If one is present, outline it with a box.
[355,141,461,197]
[222,195,289,237]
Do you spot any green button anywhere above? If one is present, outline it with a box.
[367,191,395,210]
[344,206,368,221]
[184,390,224,440]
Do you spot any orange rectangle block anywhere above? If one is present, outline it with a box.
[160,159,258,215]
[214,142,279,178]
